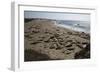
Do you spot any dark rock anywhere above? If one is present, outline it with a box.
[74,43,90,59]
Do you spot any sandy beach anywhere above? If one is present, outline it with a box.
[24,19,90,61]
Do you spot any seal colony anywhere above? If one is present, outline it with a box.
[24,19,90,61]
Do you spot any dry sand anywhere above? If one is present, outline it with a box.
[24,19,90,61]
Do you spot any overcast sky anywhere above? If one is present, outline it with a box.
[24,11,90,22]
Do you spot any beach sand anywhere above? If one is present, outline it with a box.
[24,19,90,61]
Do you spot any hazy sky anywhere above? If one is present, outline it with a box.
[24,11,90,22]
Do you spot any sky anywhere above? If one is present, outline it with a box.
[24,11,90,22]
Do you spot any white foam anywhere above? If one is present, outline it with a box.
[55,23,90,33]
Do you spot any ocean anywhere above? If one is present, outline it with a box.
[55,20,90,33]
